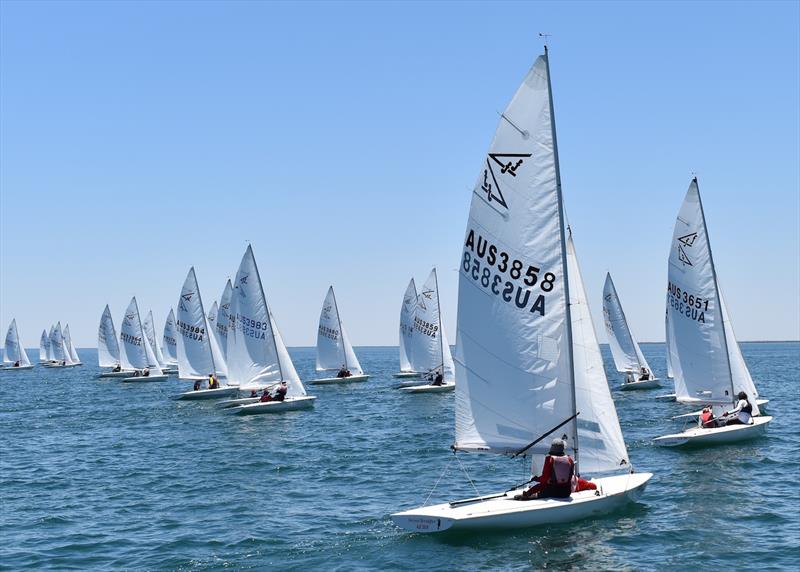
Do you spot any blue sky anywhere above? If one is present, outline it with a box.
[1,0,798,347]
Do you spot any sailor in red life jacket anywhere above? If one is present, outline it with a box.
[515,438,575,500]
[699,407,717,428]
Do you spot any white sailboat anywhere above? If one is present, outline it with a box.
[602,273,660,390]
[393,278,421,379]
[97,304,128,377]
[44,322,78,368]
[1,319,34,370]
[221,245,316,413]
[654,179,772,446]
[119,297,167,382]
[399,268,456,393]
[392,49,651,532]
[162,308,179,367]
[173,268,235,399]
[310,286,369,384]
[39,329,50,363]
[142,309,173,374]
[46,325,56,362]
[63,324,82,365]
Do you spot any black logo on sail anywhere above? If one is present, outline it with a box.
[480,153,531,209]
[676,232,697,266]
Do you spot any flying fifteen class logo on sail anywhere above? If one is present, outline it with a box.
[676,232,698,267]
[480,153,532,209]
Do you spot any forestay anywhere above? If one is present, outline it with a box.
[226,245,306,397]
[398,278,417,372]
[4,319,31,366]
[602,273,652,375]
[162,309,179,365]
[119,298,148,370]
[454,54,577,457]
[413,269,454,382]
[215,280,233,361]
[315,286,363,374]
[98,304,121,367]
[39,329,50,362]
[176,268,218,380]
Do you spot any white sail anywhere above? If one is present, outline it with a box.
[315,286,363,374]
[46,325,55,361]
[720,289,760,415]
[666,179,736,405]
[215,280,233,361]
[413,268,452,379]
[440,324,456,383]
[602,274,652,375]
[207,308,228,378]
[568,235,630,473]
[226,245,304,395]
[4,319,31,366]
[665,311,675,379]
[176,267,218,380]
[142,327,163,374]
[63,324,81,364]
[454,54,577,456]
[98,305,121,367]
[398,278,417,372]
[162,309,179,365]
[119,298,148,370]
[50,324,66,362]
[207,301,219,343]
[143,310,167,368]
[39,329,50,362]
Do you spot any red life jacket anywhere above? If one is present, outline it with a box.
[700,410,713,425]
[549,455,574,486]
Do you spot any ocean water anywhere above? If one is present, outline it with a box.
[1,342,798,571]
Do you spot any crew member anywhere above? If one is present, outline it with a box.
[516,439,575,500]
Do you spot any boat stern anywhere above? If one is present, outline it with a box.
[390,508,455,533]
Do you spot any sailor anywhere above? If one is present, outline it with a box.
[638,367,650,381]
[699,407,717,428]
[193,380,201,391]
[208,373,219,389]
[432,370,444,386]
[142,367,150,377]
[260,388,273,402]
[13,360,20,367]
[336,365,351,378]
[625,371,635,384]
[132,369,141,377]
[112,364,121,372]
[516,438,575,500]
[273,381,288,402]
[250,389,258,398]
[722,391,754,426]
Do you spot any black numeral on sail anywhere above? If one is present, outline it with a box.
[462,250,547,316]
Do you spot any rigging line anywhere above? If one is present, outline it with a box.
[422,455,455,507]
[454,453,481,498]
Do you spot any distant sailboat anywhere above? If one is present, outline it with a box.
[221,245,315,413]
[602,273,660,390]
[119,297,167,382]
[310,286,369,384]
[2,319,33,370]
[162,309,179,366]
[399,268,455,393]
[97,304,126,377]
[63,324,82,365]
[392,49,651,532]
[655,179,771,446]
[45,322,78,368]
[393,278,420,379]
[39,329,50,363]
[143,310,174,373]
[215,279,233,362]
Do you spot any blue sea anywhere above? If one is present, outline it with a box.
[1,342,798,570]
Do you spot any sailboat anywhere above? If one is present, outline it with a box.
[391,49,651,532]
[173,268,236,399]
[221,245,316,413]
[162,309,180,367]
[63,324,82,365]
[1,319,34,370]
[310,286,369,384]
[97,305,128,377]
[44,322,79,368]
[39,329,50,363]
[654,179,772,446]
[119,297,168,382]
[143,310,175,374]
[393,278,421,379]
[215,280,233,363]
[399,268,456,393]
[602,273,660,390]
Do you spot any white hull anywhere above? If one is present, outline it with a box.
[392,472,652,533]
[654,393,677,401]
[393,372,421,379]
[620,378,661,391]
[227,396,317,414]
[309,374,370,385]
[43,363,81,368]
[98,370,135,378]
[216,397,260,408]
[400,383,455,394]
[174,387,239,400]
[672,398,770,420]
[162,367,179,374]
[654,415,772,447]
[122,375,169,383]
[0,364,35,371]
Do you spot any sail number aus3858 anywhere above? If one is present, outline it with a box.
[462,229,555,316]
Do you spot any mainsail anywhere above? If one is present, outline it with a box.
[413,269,455,382]
[602,273,652,375]
[398,278,417,372]
[226,245,306,397]
[98,304,121,367]
[162,309,179,365]
[119,298,149,371]
[51,323,69,363]
[46,325,56,361]
[176,267,219,380]
[4,319,31,366]
[39,329,50,362]
[665,178,757,412]
[315,286,363,374]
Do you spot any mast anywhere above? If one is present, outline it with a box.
[433,268,444,373]
[190,267,217,377]
[694,178,735,403]
[544,45,580,470]
[609,275,642,371]
[330,286,347,371]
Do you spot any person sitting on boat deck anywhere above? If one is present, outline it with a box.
[624,371,636,384]
[60,360,66,366]
[208,373,219,389]
[638,367,650,381]
[111,364,121,372]
[699,407,717,428]
[132,369,141,377]
[273,381,288,402]
[250,389,258,398]
[193,380,201,391]
[142,367,150,377]
[336,365,352,378]
[721,392,754,426]
[515,438,575,500]
[432,370,444,386]
[13,360,20,367]
[260,388,273,402]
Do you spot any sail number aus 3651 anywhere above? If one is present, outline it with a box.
[462,229,555,316]
[667,281,709,323]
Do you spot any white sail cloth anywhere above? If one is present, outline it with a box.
[176,268,221,380]
[119,297,161,373]
[225,245,305,396]
[98,305,121,367]
[398,278,417,372]
[665,311,675,379]
[4,319,31,366]
[63,324,81,364]
[143,310,168,368]
[215,280,233,361]
[46,325,55,361]
[39,329,50,362]
[413,269,455,382]
[162,309,179,365]
[602,273,652,375]
[665,179,758,414]
[315,286,363,374]
[50,323,68,363]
